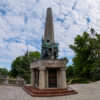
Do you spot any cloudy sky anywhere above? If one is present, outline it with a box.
[0,0,100,70]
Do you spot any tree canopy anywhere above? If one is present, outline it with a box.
[69,28,100,81]
[0,68,8,76]
[10,51,40,83]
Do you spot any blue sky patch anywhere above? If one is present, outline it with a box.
[0,9,6,15]
[72,1,77,10]
[56,18,64,23]
[87,17,90,23]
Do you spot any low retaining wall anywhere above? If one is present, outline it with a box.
[0,78,26,87]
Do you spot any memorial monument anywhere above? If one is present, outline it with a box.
[30,8,66,89]
[24,7,77,97]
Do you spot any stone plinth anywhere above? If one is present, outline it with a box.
[30,59,66,68]
[30,59,67,90]
[23,86,78,97]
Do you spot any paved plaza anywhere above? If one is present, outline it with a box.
[0,81,100,100]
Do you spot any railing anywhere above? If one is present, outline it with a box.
[0,78,26,87]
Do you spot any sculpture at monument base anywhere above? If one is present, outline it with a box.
[23,7,78,97]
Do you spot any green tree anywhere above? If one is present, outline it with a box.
[70,28,100,81]
[61,57,69,64]
[0,68,8,76]
[70,32,91,78]
[10,51,40,83]
[66,65,75,78]
[89,29,100,81]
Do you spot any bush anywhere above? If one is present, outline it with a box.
[71,77,89,84]
[67,77,90,84]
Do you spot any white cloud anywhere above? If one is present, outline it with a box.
[0,0,100,69]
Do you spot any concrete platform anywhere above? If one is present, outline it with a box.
[0,81,100,100]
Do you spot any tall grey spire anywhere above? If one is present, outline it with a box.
[44,7,54,43]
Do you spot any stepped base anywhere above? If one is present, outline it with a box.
[23,86,78,97]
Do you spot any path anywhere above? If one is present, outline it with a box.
[0,81,100,100]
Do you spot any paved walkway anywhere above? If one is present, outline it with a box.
[0,81,100,100]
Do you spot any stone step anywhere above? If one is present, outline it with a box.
[23,86,78,97]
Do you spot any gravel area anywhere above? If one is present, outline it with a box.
[0,81,100,100]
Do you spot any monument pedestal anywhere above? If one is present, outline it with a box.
[23,59,78,97]
[30,59,67,90]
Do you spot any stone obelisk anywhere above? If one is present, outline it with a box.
[44,7,54,43]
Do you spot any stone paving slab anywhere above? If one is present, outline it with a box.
[0,81,100,100]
